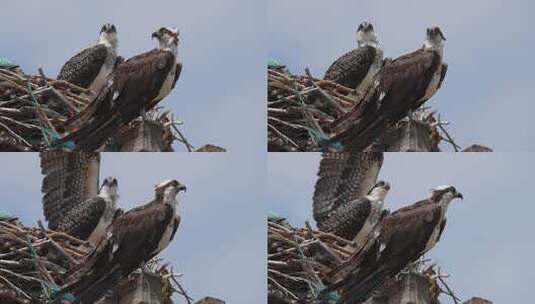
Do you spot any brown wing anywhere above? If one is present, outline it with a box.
[331,49,442,151]
[57,44,108,88]
[67,200,174,303]
[40,152,100,230]
[313,152,383,225]
[172,62,182,89]
[324,46,377,88]
[331,201,444,303]
[61,49,176,150]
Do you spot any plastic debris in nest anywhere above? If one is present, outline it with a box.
[268,66,358,152]
[0,68,91,151]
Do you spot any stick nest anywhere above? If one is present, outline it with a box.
[267,65,469,152]
[0,67,191,152]
[267,217,467,304]
[0,217,190,303]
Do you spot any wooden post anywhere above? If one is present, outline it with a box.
[378,121,437,152]
[365,273,434,304]
[106,120,169,152]
[113,272,168,304]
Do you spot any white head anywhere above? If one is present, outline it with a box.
[366,180,391,202]
[423,26,446,50]
[357,22,379,48]
[154,179,187,205]
[152,27,180,55]
[428,185,463,206]
[97,23,118,51]
[99,177,119,202]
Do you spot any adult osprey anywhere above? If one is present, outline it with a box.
[324,22,384,98]
[60,27,183,150]
[331,27,448,151]
[318,180,390,244]
[57,23,122,93]
[64,179,186,304]
[40,152,121,246]
[313,152,383,229]
[328,185,463,303]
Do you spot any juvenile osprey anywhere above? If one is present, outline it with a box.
[328,185,463,303]
[331,26,448,151]
[64,179,186,304]
[318,180,390,244]
[324,22,384,98]
[313,152,383,228]
[61,27,183,150]
[57,23,121,93]
[40,152,101,230]
[56,177,120,245]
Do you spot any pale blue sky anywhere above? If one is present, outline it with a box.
[1,0,266,153]
[268,0,535,151]
[268,153,535,303]
[1,153,266,303]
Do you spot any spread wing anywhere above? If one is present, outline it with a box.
[40,152,100,230]
[331,49,442,151]
[313,152,383,225]
[324,46,377,88]
[57,44,108,88]
[56,196,106,240]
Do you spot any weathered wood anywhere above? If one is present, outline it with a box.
[463,297,493,304]
[109,120,167,152]
[117,272,167,304]
[379,121,437,152]
[195,144,226,152]
[364,273,434,304]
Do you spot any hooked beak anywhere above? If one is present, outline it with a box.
[177,184,187,193]
[151,32,160,39]
[455,192,463,200]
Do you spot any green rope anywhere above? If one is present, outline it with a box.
[25,235,75,303]
[27,82,75,150]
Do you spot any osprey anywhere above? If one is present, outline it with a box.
[40,152,121,245]
[318,180,390,244]
[40,152,101,230]
[56,177,120,245]
[313,152,383,227]
[328,185,463,303]
[331,26,448,151]
[64,179,186,304]
[61,26,183,150]
[324,22,384,99]
[57,23,122,93]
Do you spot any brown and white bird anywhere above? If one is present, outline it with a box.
[327,185,463,303]
[40,152,121,246]
[58,23,122,93]
[324,22,384,99]
[60,27,183,150]
[63,179,186,304]
[331,26,448,151]
[313,152,387,244]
